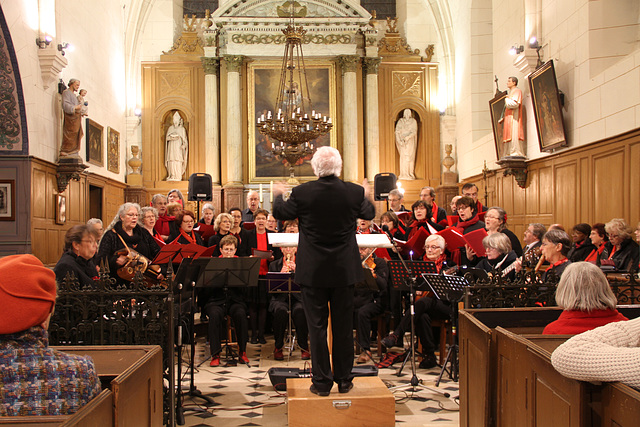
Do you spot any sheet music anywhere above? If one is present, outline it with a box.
[268,233,393,248]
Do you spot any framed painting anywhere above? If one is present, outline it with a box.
[247,61,337,182]
[56,194,66,225]
[0,180,15,221]
[107,127,120,174]
[86,119,104,166]
[529,60,568,152]
[489,91,508,160]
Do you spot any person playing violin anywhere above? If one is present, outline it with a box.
[381,235,453,369]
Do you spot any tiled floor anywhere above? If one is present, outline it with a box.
[179,336,460,426]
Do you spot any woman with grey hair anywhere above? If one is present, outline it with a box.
[603,218,639,272]
[167,188,185,207]
[199,203,215,225]
[207,213,234,256]
[140,206,164,247]
[540,229,572,280]
[97,202,160,282]
[473,232,518,280]
[543,262,627,334]
[483,206,523,257]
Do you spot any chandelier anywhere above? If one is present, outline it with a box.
[256,12,332,183]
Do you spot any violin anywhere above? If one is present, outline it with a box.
[362,249,377,278]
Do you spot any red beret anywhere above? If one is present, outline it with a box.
[0,254,56,334]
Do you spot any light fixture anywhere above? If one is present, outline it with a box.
[57,42,74,56]
[256,7,332,184]
[134,107,142,126]
[509,45,524,56]
[36,35,52,49]
[528,36,539,49]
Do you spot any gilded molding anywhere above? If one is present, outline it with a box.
[392,72,424,98]
[201,57,220,75]
[337,55,359,74]
[362,57,381,75]
[162,32,205,56]
[230,33,352,45]
[224,55,245,72]
[0,32,20,150]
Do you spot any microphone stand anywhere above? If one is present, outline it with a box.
[381,226,450,399]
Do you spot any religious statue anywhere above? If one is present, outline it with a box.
[499,76,526,158]
[59,78,83,158]
[77,89,89,116]
[165,111,189,181]
[394,108,418,180]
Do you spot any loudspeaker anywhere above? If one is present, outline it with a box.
[267,365,378,391]
[187,173,212,201]
[374,173,397,201]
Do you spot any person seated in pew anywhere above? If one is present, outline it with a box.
[381,235,454,369]
[603,218,639,272]
[354,247,389,364]
[515,223,546,272]
[268,245,310,361]
[543,262,627,335]
[551,316,640,389]
[0,254,101,416]
[567,223,596,262]
[584,223,609,265]
[166,210,204,246]
[540,229,572,280]
[54,225,100,285]
[199,235,250,367]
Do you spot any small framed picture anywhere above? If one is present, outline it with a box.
[489,91,508,160]
[56,194,66,225]
[107,127,120,174]
[529,60,568,152]
[86,119,104,167]
[0,180,15,221]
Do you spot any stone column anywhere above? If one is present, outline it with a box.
[338,55,360,183]
[363,57,381,182]
[224,55,244,185]
[202,57,220,185]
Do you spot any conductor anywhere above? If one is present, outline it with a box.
[273,147,375,396]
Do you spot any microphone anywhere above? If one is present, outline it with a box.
[381,224,392,238]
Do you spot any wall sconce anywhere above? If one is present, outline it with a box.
[36,35,52,49]
[57,42,74,56]
[134,107,142,126]
[509,45,524,56]
[528,36,543,68]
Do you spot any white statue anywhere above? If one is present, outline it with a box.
[394,108,418,180]
[165,111,188,181]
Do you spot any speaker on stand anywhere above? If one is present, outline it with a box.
[187,173,212,221]
[374,173,397,211]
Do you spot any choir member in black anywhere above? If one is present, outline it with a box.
[167,210,204,246]
[515,223,546,272]
[382,235,453,369]
[461,183,487,213]
[140,206,165,248]
[483,207,523,257]
[472,233,518,280]
[585,223,608,265]
[540,229,572,280]
[268,245,310,361]
[419,186,447,226]
[207,213,233,254]
[388,189,409,213]
[603,219,639,272]
[567,223,596,262]
[199,203,215,226]
[245,209,282,344]
[167,188,185,207]
[54,225,99,285]
[228,207,250,256]
[453,196,486,266]
[354,247,388,364]
[200,235,250,366]
[405,200,445,241]
[97,203,161,284]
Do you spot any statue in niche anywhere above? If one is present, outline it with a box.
[165,111,188,181]
[59,78,83,158]
[394,108,418,180]
[498,76,526,158]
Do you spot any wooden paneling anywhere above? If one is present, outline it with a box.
[460,127,640,241]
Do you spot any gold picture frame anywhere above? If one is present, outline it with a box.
[489,91,508,160]
[529,60,568,152]
[107,127,120,174]
[247,60,337,183]
[56,194,66,225]
[86,119,103,166]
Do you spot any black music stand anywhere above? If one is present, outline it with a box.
[266,272,301,357]
[195,257,260,367]
[172,258,215,425]
[421,273,468,385]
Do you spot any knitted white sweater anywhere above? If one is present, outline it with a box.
[551,317,640,388]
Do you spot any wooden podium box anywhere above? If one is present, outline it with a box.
[287,377,394,427]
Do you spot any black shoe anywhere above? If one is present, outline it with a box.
[310,384,330,396]
[337,381,353,394]
[381,333,399,349]
[250,336,259,344]
[258,335,267,344]
[418,354,438,369]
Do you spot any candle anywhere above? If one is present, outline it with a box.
[270,181,274,202]
[259,183,263,203]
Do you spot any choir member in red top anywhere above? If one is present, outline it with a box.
[540,229,572,281]
[167,210,204,246]
[543,262,627,334]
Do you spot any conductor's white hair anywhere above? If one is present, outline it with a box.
[311,146,342,178]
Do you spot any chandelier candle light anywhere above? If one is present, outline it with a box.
[256,12,333,184]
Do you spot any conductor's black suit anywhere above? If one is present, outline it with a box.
[273,175,375,393]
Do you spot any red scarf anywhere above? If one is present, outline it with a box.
[608,245,618,259]
[423,253,447,273]
[430,203,439,222]
[545,257,569,272]
[585,243,605,262]
[257,231,268,274]
[179,229,197,245]
[455,214,479,233]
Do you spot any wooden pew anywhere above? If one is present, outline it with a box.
[601,382,640,426]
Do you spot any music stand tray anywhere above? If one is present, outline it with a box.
[388,260,437,292]
[265,272,300,293]
[420,273,467,302]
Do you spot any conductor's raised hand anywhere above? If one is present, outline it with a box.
[272,181,287,198]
